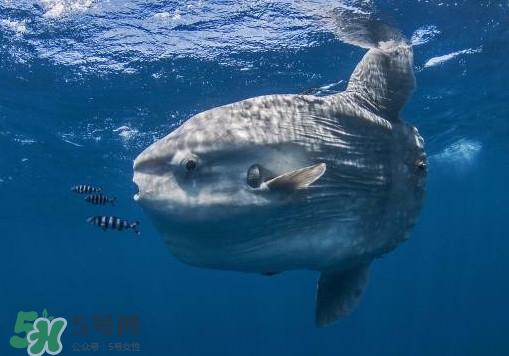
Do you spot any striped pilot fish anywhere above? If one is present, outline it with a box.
[84,194,116,205]
[71,185,102,194]
[87,216,140,235]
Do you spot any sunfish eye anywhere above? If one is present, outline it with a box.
[181,154,199,173]
[247,164,262,188]
[185,159,197,171]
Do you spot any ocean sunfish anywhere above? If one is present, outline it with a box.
[132,21,426,326]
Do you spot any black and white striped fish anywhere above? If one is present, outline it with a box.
[84,194,116,205]
[71,185,102,194]
[86,216,140,235]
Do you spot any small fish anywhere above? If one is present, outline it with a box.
[71,185,102,194]
[86,216,140,235]
[84,194,116,205]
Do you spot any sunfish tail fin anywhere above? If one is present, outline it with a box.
[315,264,370,327]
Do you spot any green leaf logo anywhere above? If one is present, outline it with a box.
[41,308,54,320]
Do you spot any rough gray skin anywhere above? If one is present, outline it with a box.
[133,39,426,326]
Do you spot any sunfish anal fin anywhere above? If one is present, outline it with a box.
[315,264,370,327]
[264,163,326,191]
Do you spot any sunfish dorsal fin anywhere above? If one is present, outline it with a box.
[346,41,415,120]
[315,264,370,327]
[264,163,326,191]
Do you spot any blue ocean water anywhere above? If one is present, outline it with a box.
[1,1,508,355]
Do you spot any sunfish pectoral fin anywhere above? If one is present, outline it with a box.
[264,163,326,191]
[315,264,370,327]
